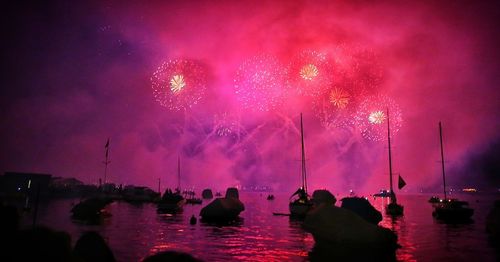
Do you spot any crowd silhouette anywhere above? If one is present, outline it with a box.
[0,201,202,262]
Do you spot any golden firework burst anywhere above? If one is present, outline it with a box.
[170,74,186,94]
[368,110,386,124]
[299,64,319,81]
[329,88,350,109]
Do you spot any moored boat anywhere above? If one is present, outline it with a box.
[373,189,391,198]
[384,109,404,216]
[432,122,474,221]
[432,199,474,221]
[200,187,245,222]
[157,189,186,213]
[157,156,186,213]
[289,113,313,218]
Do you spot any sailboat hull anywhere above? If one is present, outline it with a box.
[433,202,474,221]
[289,201,313,218]
[386,203,404,216]
[157,198,186,213]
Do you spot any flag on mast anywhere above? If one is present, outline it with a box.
[398,175,407,190]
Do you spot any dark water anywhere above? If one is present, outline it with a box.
[20,192,499,261]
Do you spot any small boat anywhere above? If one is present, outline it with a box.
[122,186,159,203]
[266,194,275,200]
[184,189,203,205]
[200,187,245,222]
[373,190,391,198]
[186,197,203,205]
[157,189,186,213]
[432,122,474,221]
[289,113,313,218]
[428,196,441,203]
[157,157,186,213]
[71,197,112,222]
[433,199,473,221]
[215,192,222,197]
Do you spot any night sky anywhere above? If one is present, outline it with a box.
[1,0,499,193]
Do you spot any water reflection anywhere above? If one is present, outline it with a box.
[16,192,498,261]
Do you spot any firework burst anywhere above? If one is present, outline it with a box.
[234,55,287,112]
[288,50,334,97]
[354,95,403,141]
[329,87,350,109]
[151,59,207,111]
[314,88,356,130]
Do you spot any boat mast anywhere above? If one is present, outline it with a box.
[387,109,394,202]
[300,113,308,194]
[103,138,110,185]
[177,156,181,191]
[439,122,447,200]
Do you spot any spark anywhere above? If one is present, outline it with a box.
[368,110,385,124]
[355,95,403,141]
[300,64,319,81]
[288,50,333,96]
[170,75,186,94]
[329,88,350,109]
[151,59,207,111]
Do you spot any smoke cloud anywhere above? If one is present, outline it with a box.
[1,0,499,193]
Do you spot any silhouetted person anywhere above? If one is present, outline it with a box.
[0,203,19,236]
[0,203,20,261]
[486,200,500,252]
[15,226,72,262]
[190,215,197,225]
[143,251,203,262]
[73,231,115,262]
[341,197,382,225]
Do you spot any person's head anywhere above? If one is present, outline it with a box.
[74,231,115,262]
[17,226,72,262]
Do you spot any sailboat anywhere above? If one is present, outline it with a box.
[289,113,313,218]
[432,122,473,221]
[386,109,404,216]
[157,156,186,213]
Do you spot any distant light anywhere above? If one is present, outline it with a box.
[28,179,32,189]
[462,188,477,192]
[17,187,21,191]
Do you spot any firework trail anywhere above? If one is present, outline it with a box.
[151,59,208,111]
[213,112,240,137]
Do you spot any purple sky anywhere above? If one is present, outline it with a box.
[1,0,499,193]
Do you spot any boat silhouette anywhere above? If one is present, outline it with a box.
[432,122,474,221]
[289,113,313,218]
